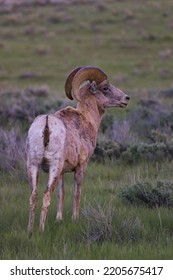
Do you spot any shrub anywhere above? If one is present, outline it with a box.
[0,127,26,178]
[159,87,173,98]
[93,136,173,164]
[119,217,143,243]
[153,180,173,207]
[99,113,114,134]
[0,87,63,126]
[150,129,171,143]
[121,181,154,206]
[121,180,173,208]
[111,119,138,147]
[92,135,123,162]
[81,202,143,243]
[81,203,113,243]
[129,99,171,140]
[93,97,173,164]
[121,141,173,163]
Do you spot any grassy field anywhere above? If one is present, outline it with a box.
[1,0,173,260]
[1,161,173,259]
[0,0,173,93]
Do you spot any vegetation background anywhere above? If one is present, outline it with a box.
[1,0,173,259]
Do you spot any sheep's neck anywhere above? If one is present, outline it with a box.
[77,98,104,134]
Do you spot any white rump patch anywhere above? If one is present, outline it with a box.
[27,115,66,166]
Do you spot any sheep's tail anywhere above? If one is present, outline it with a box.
[43,115,50,147]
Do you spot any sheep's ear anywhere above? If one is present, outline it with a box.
[90,81,97,94]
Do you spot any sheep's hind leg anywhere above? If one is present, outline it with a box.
[56,174,65,221]
[39,165,62,232]
[27,164,39,238]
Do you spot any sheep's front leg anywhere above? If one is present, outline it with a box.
[56,174,65,221]
[72,164,87,220]
[27,164,39,237]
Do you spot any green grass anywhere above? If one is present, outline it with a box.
[1,0,173,260]
[1,161,173,259]
[0,0,173,94]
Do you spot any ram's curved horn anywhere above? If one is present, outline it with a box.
[65,66,83,100]
[72,66,108,102]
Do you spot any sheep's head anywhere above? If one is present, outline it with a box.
[65,66,130,109]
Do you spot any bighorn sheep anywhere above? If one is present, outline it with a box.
[26,66,130,236]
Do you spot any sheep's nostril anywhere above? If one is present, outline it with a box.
[125,95,130,100]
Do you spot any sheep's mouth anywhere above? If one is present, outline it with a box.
[120,102,128,108]
[104,102,128,109]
